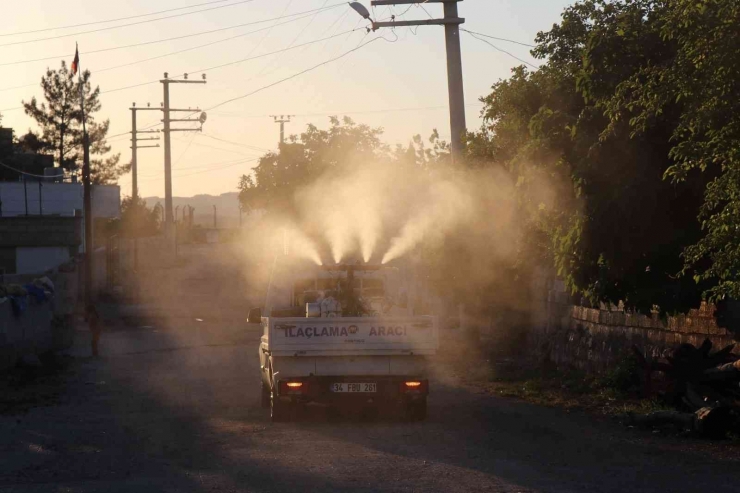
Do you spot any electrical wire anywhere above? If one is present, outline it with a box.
[136,157,258,183]
[210,103,484,119]
[254,0,295,77]
[0,4,348,99]
[179,137,262,156]
[0,0,259,48]
[172,133,198,167]
[206,36,386,112]
[464,31,539,69]
[0,160,55,178]
[101,27,362,95]
[461,29,536,48]
[0,11,332,94]
[0,0,236,37]
[199,133,271,152]
[258,0,330,74]
[95,10,341,76]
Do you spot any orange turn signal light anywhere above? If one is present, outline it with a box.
[404,381,422,388]
[286,382,303,388]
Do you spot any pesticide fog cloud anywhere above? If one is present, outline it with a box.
[289,160,536,269]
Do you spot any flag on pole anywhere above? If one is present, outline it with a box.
[71,44,79,75]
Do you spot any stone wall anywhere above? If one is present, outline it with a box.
[533,297,738,373]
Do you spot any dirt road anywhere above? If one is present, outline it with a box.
[3,243,740,492]
[2,318,740,493]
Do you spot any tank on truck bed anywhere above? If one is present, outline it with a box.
[254,259,438,422]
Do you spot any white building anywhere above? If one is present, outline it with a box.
[0,182,120,277]
[0,182,120,219]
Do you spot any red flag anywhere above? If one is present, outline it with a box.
[71,44,79,76]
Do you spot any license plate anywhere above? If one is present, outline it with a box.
[330,383,376,393]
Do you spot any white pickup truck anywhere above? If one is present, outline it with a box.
[252,259,438,422]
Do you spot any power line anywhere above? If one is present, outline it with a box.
[0,160,57,179]
[464,31,539,69]
[179,136,263,156]
[205,36,386,111]
[136,157,258,183]
[0,0,258,48]
[0,3,346,69]
[100,27,361,95]
[210,103,484,119]
[461,29,536,48]
[0,0,235,37]
[199,133,271,152]
[93,9,343,76]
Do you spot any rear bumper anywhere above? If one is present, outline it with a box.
[275,376,428,405]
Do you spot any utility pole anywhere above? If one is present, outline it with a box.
[367,0,466,162]
[213,205,217,229]
[129,103,160,274]
[129,103,161,203]
[161,72,207,239]
[270,115,293,144]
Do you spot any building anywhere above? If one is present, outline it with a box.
[0,215,81,276]
[0,181,120,218]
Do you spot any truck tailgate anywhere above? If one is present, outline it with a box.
[265,316,437,356]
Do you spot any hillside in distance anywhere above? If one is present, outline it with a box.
[144,192,242,228]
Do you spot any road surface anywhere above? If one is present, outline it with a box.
[2,243,740,492]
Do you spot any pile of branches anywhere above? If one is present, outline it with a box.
[628,339,740,438]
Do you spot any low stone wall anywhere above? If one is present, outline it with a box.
[534,299,737,373]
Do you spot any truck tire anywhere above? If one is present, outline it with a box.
[271,392,290,422]
[261,383,270,409]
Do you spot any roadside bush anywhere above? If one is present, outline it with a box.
[601,354,641,393]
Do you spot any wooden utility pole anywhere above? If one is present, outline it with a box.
[270,115,293,144]
[129,103,160,273]
[369,0,466,161]
[160,72,207,239]
[129,103,160,203]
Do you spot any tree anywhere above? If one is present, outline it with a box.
[22,61,126,184]
[465,0,710,313]
[238,117,393,215]
[118,196,162,238]
[601,0,740,301]
[15,130,47,153]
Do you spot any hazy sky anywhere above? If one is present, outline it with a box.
[0,0,572,198]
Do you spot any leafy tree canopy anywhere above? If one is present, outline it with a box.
[467,0,715,312]
[238,116,447,216]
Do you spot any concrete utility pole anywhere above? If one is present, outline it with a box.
[129,103,161,203]
[270,115,293,144]
[160,72,207,239]
[366,0,466,162]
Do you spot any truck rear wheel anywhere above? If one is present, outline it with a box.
[270,392,290,422]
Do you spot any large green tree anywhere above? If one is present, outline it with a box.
[240,117,397,214]
[467,0,711,312]
[22,61,126,184]
[601,0,740,301]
